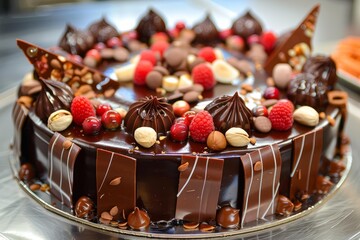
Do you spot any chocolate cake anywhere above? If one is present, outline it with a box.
[12,5,349,234]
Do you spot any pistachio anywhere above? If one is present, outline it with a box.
[47,110,73,132]
[134,127,157,148]
[225,127,250,147]
[293,106,319,127]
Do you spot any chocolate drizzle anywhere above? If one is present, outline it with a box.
[204,92,252,133]
[231,11,263,40]
[124,96,175,135]
[135,9,167,43]
[35,78,74,123]
[192,14,220,45]
[302,55,338,90]
[59,24,94,56]
[88,18,119,43]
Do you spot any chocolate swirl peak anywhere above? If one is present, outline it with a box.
[124,96,175,135]
[204,92,253,133]
[88,17,119,43]
[135,9,167,43]
[302,55,337,90]
[231,11,263,40]
[192,14,220,45]
[35,78,74,123]
[59,24,94,57]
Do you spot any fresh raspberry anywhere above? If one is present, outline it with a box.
[139,50,157,66]
[192,63,215,90]
[189,111,215,142]
[197,47,217,63]
[268,99,294,131]
[150,32,169,43]
[260,31,277,53]
[150,41,169,57]
[133,60,154,85]
[71,96,96,125]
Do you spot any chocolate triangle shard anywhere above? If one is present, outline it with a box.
[16,39,118,94]
[264,5,320,74]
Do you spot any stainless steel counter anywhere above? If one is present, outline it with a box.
[1,1,360,239]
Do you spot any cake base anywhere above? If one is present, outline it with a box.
[10,148,352,239]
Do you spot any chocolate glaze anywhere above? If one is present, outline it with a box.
[192,14,220,45]
[135,9,167,43]
[127,207,150,230]
[35,78,74,123]
[124,96,175,135]
[59,24,94,57]
[75,196,95,220]
[204,92,253,133]
[88,18,119,43]
[302,55,338,90]
[231,11,263,41]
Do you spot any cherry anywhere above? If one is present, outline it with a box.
[175,117,185,124]
[263,86,280,100]
[252,105,268,117]
[106,37,122,48]
[247,34,260,46]
[260,31,277,53]
[170,122,189,142]
[172,100,190,117]
[82,116,101,135]
[175,21,186,31]
[183,111,196,126]
[101,110,122,130]
[96,103,112,117]
[86,49,101,62]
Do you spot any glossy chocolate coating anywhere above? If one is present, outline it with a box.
[231,11,263,40]
[192,14,220,45]
[204,92,253,133]
[135,9,167,43]
[18,163,35,182]
[287,73,328,111]
[124,96,175,135]
[59,24,94,56]
[35,78,74,123]
[127,207,150,230]
[88,18,119,43]
[302,55,338,90]
[216,206,240,229]
[75,196,95,220]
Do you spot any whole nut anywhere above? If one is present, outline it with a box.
[114,107,128,119]
[207,131,227,151]
[134,127,157,148]
[225,127,250,147]
[293,106,319,127]
[47,110,73,132]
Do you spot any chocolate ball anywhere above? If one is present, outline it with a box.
[127,207,150,230]
[18,163,35,182]
[75,196,95,220]
[216,206,240,229]
[145,71,163,90]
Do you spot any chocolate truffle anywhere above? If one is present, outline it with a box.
[75,196,95,220]
[231,11,263,40]
[18,163,35,182]
[216,206,240,229]
[127,207,150,230]
[135,9,167,43]
[204,92,253,133]
[124,96,175,135]
[59,24,94,57]
[35,78,74,123]
[88,18,119,43]
[192,14,220,45]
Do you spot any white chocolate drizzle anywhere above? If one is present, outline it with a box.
[241,153,254,228]
[177,155,199,198]
[98,152,114,193]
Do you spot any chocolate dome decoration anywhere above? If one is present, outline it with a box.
[88,17,119,43]
[59,24,94,57]
[287,73,328,111]
[192,14,220,45]
[231,11,263,40]
[302,55,337,90]
[204,92,252,133]
[135,9,167,43]
[35,78,74,123]
[124,96,175,135]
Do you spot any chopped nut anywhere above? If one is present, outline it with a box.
[319,112,326,119]
[183,222,199,229]
[199,223,215,232]
[249,137,256,145]
[63,140,72,150]
[327,115,335,126]
[253,161,262,171]
[110,206,119,216]
[30,183,41,191]
[178,162,189,172]
[109,177,121,186]
[40,184,50,192]
[101,211,113,221]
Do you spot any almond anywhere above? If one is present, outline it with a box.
[293,106,319,127]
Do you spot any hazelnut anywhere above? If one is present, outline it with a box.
[225,127,250,147]
[134,127,157,148]
[207,131,227,151]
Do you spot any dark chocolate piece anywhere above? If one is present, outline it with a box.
[127,207,150,230]
[216,205,240,229]
[12,102,29,159]
[289,128,323,200]
[59,24,94,56]
[175,155,224,223]
[135,9,167,43]
[239,144,282,227]
[18,163,35,182]
[231,11,263,40]
[192,14,220,45]
[96,148,136,220]
[48,132,81,208]
[264,5,320,73]
[75,196,95,220]
[88,18,119,43]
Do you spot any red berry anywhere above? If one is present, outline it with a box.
[197,47,217,63]
[247,34,260,45]
[268,99,294,131]
[150,32,169,43]
[260,31,277,53]
[96,103,112,117]
[175,117,185,124]
[189,111,215,142]
[252,105,268,117]
[175,21,186,31]
[82,116,101,135]
[71,96,96,125]
[106,37,122,48]
[263,87,280,100]
[192,63,215,90]
[133,60,154,85]
[219,29,233,40]
[226,35,245,51]
[101,110,122,130]
[183,111,196,126]
[172,100,190,117]
[93,42,106,51]
[150,41,169,57]
[86,49,101,62]
[168,28,179,39]
[139,50,157,66]
[170,122,189,142]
